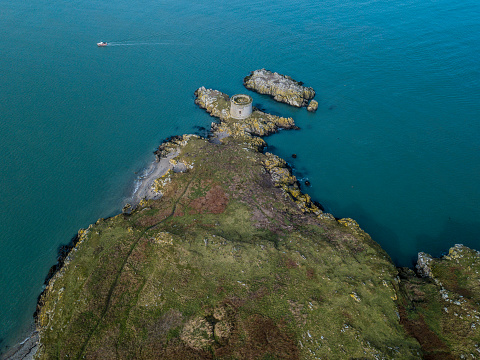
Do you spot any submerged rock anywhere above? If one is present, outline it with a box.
[243,69,315,107]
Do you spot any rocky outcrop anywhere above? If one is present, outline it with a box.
[416,251,434,278]
[397,245,480,359]
[262,152,323,215]
[193,87,321,217]
[154,134,199,161]
[307,99,319,112]
[194,86,296,150]
[243,69,315,107]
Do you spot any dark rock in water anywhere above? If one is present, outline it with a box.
[193,125,208,138]
[42,233,80,286]
[254,104,266,112]
[313,199,324,211]
[305,180,311,186]
[122,203,132,214]
[44,264,59,286]
[292,154,297,158]
[57,245,69,260]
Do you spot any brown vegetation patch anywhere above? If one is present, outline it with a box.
[248,286,269,301]
[213,314,299,360]
[402,282,427,302]
[454,286,473,299]
[285,257,299,269]
[222,296,246,310]
[129,237,149,264]
[398,305,454,359]
[174,208,184,217]
[145,309,184,341]
[136,207,174,227]
[444,267,474,299]
[143,340,213,360]
[238,314,299,359]
[216,286,226,295]
[288,300,307,326]
[88,337,118,359]
[189,185,228,214]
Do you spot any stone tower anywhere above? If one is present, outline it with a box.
[230,94,253,119]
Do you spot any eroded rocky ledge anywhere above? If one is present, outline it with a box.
[243,69,316,108]
[194,86,297,143]
[194,87,321,215]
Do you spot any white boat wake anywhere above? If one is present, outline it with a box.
[107,42,173,46]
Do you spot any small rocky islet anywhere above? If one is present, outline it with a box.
[243,69,318,111]
[27,72,480,359]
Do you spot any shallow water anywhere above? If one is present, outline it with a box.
[1,0,479,352]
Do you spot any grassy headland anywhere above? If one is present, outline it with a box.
[33,87,480,359]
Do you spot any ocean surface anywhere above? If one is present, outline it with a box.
[1,0,479,353]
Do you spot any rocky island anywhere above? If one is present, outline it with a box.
[243,69,317,110]
[19,83,480,359]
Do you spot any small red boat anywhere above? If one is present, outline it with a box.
[97,42,108,47]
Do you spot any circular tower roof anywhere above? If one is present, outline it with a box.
[230,94,253,119]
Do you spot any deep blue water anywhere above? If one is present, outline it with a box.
[1,0,479,352]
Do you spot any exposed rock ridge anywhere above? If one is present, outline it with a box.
[194,87,323,216]
[194,86,296,138]
[154,134,200,161]
[262,152,322,215]
[243,69,315,108]
[397,244,480,358]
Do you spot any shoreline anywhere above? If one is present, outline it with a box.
[1,331,38,360]
[1,150,181,358]
[22,84,480,358]
[127,150,179,208]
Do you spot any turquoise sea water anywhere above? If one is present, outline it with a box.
[1,0,479,352]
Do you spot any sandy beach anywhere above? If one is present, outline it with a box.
[128,150,179,207]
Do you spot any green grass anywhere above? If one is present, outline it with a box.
[36,137,427,359]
